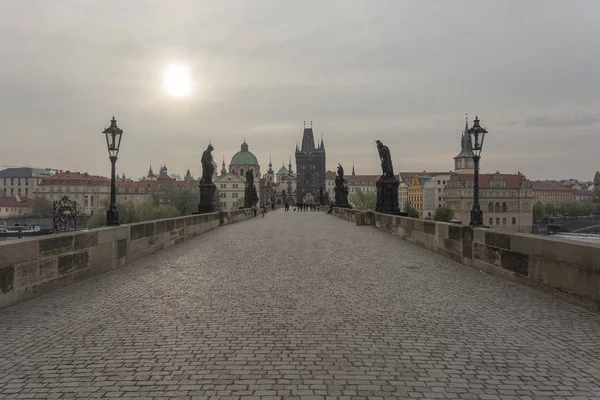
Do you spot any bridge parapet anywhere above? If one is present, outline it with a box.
[0,209,252,310]
[331,207,600,311]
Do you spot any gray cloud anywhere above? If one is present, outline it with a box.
[1,0,600,181]
[524,114,600,128]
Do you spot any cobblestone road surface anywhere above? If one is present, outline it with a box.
[1,210,600,399]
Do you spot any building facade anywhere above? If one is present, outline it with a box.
[36,172,110,216]
[116,181,153,204]
[0,168,55,198]
[0,196,32,218]
[445,171,534,232]
[214,173,245,210]
[295,123,326,204]
[531,180,574,206]
[398,181,408,212]
[574,190,594,204]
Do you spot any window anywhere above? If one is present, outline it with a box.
[232,192,238,198]
[18,178,21,185]
[502,217,506,225]
[25,178,28,186]
[443,180,446,184]
[10,188,14,195]
[233,184,238,189]
[240,168,245,176]
[220,183,226,189]
[437,180,441,184]
[489,217,493,225]
[488,202,493,212]
[220,192,227,198]
[502,202,507,212]
[495,202,500,212]
[496,217,500,225]
[11,178,14,185]
[512,217,516,225]
[18,188,21,195]
[438,188,441,193]
[25,188,28,196]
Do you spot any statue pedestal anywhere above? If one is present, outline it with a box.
[198,183,217,214]
[376,177,401,215]
[334,186,352,209]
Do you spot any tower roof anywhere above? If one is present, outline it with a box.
[300,122,316,152]
[455,117,474,159]
[231,141,259,166]
[277,163,288,175]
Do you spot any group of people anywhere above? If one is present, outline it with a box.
[284,201,320,212]
[251,204,269,218]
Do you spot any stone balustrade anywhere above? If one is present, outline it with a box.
[0,209,252,310]
[330,208,600,310]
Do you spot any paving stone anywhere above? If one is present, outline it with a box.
[1,211,600,399]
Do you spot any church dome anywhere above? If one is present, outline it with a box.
[230,141,258,166]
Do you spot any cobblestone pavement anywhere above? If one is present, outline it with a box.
[1,210,600,400]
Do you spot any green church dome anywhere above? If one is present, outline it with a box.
[230,141,258,166]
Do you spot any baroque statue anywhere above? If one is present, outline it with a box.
[200,144,215,184]
[245,169,254,187]
[334,163,351,208]
[376,140,394,179]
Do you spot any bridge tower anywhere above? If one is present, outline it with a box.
[295,121,326,203]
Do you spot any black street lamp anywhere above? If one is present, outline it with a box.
[469,116,487,227]
[103,117,123,226]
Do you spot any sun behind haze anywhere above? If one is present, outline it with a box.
[162,64,192,98]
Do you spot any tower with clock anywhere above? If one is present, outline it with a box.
[453,116,475,174]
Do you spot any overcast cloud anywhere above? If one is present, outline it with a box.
[1,0,599,181]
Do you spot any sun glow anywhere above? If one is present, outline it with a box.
[163,64,192,97]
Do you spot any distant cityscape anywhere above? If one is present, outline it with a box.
[0,120,598,232]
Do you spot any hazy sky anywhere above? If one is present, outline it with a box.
[1,0,599,181]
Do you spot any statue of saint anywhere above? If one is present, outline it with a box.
[376,140,394,178]
[200,144,215,184]
[245,169,254,187]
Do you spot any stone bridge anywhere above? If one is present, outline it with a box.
[1,209,600,399]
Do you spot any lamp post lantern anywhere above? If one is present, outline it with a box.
[468,116,487,227]
[103,116,123,226]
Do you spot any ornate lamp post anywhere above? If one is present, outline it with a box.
[469,116,487,227]
[103,117,123,226]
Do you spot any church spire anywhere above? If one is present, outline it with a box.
[220,154,227,176]
[455,114,474,159]
[267,154,274,174]
[352,165,356,176]
[288,156,293,174]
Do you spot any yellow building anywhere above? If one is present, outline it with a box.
[531,181,574,206]
[408,175,426,215]
[0,196,32,218]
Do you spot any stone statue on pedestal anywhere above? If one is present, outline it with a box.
[375,140,402,215]
[376,140,394,179]
[200,144,215,184]
[198,143,217,214]
[334,163,351,209]
[244,169,259,208]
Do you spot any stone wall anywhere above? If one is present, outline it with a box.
[0,210,252,310]
[330,208,600,310]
